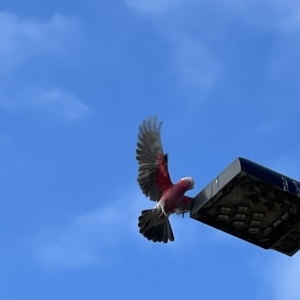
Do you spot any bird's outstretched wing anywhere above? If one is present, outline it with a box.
[136,116,173,201]
[176,196,193,213]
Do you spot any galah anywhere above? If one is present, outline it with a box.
[136,116,195,243]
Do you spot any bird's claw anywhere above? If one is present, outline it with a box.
[155,201,167,217]
[174,208,186,218]
[159,210,168,218]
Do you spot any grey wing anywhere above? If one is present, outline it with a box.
[136,116,173,201]
[175,196,193,214]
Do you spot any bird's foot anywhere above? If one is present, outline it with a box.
[155,201,168,217]
[159,208,168,218]
[161,206,167,217]
[174,208,186,218]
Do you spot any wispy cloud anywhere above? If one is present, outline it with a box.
[172,38,221,88]
[271,1,300,32]
[37,206,123,268]
[125,0,185,15]
[37,89,94,121]
[125,0,253,16]
[273,256,300,300]
[124,0,300,40]
[0,87,94,121]
[124,0,300,93]
[260,254,300,300]
[35,191,145,268]
[0,12,90,122]
[123,0,228,90]
[0,12,83,72]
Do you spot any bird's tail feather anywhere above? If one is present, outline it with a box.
[138,209,174,243]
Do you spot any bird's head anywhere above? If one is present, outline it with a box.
[179,176,195,190]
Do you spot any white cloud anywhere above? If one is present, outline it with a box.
[0,86,94,121]
[173,39,221,88]
[125,0,185,14]
[260,254,300,300]
[123,0,227,90]
[273,256,300,300]
[123,0,300,92]
[271,1,300,32]
[0,12,89,121]
[124,0,300,36]
[125,0,249,16]
[0,12,83,72]
[36,191,145,268]
[37,206,123,268]
[35,187,211,269]
[37,90,94,121]
[125,0,258,17]
[125,0,300,91]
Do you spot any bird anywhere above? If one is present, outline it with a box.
[136,116,195,243]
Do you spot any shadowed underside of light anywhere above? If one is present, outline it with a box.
[190,157,300,256]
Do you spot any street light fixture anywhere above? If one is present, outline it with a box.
[190,158,300,256]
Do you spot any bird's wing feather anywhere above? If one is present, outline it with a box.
[176,196,193,213]
[136,116,173,201]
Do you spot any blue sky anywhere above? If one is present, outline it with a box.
[1,0,300,299]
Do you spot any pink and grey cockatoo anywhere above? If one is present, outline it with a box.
[136,116,195,243]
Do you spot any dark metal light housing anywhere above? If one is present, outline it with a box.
[190,158,300,256]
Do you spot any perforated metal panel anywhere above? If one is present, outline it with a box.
[190,158,300,256]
